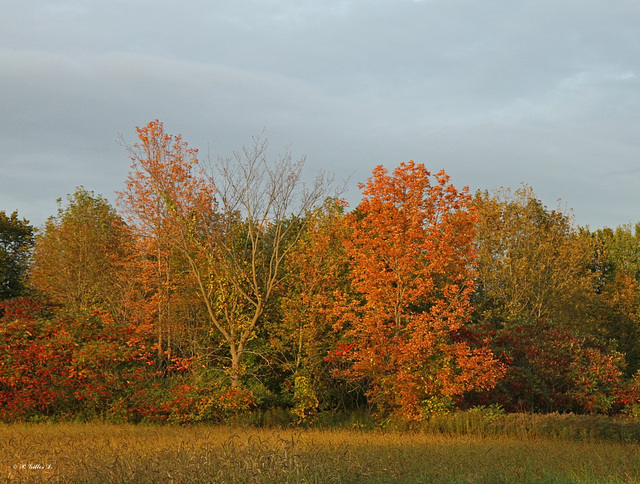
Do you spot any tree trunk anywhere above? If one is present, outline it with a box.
[229,347,242,388]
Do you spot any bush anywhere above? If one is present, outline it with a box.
[0,299,156,421]
[465,320,626,414]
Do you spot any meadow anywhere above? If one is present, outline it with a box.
[2,414,640,483]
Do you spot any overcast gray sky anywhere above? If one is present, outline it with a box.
[2,0,639,229]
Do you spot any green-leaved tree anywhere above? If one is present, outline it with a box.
[0,210,34,300]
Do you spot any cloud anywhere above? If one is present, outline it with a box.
[1,1,640,228]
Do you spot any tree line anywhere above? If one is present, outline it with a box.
[1,119,639,423]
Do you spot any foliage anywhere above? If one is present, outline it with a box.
[339,161,504,420]
[597,271,640,376]
[0,298,244,424]
[598,222,640,283]
[0,299,157,421]
[292,374,320,422]
[467,320,626,414]
[473,186,595,329]
[119,121,333,389]
[586,225,640,375]
[0,210,34,300]
[275,198,363,412]
[117,376,256,424]
[117,121,211,364]
[30,188,135,320]
[8,121,640,424]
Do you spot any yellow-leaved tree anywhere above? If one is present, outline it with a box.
[473,185,595,329]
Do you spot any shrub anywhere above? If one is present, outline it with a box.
[0,299,156,421]
[466,320,626,414]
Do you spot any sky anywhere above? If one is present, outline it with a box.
[1,0,639,229]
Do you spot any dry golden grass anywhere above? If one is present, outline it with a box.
[0,423,639,483]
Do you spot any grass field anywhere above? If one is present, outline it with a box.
[1,419,640,483]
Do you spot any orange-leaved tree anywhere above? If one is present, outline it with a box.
[117,121,212,365]
[341,161,503,420]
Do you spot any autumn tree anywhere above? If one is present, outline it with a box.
[0,211,34,300]
[119,121,332,388]
[473,186,595,329]
[117,123,210,364]
[30,188,135,319]
[340,161,503,420]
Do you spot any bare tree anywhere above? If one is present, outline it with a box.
[121,121,334,387]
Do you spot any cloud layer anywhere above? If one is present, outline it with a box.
[2,0,639,228]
